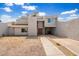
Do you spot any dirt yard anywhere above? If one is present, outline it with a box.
[0,36,46,56]
[0,35,79,56]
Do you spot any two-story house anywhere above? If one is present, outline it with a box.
[8,12,57,36]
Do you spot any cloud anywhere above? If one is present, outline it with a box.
[14,3,24,5]
[0,15,16,23]
[61,9,78,15]
[58,14,79,22]
[5,3,14,6]
[38,12,46,16]
[2,7,12,12]
[70,14,78,17]
[22,5,37,10]
[21,11,27,15]
[59,9,79,22]
[5,3,24,6]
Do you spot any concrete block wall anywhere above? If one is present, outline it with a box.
[55,21,68,37]
[8,27,14,35]
[55,18,79,40]
[66,19,79,40]
[0,23,8,36]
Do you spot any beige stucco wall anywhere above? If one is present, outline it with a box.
[14,27,28,35]
[8,27,28,36]
[66,19,79,40]
[28,17,37,36]
[55,18,79,40]
[55,21,68,37]
[8,27,15,35]
[28,16,57,36]
[0,23,8,36]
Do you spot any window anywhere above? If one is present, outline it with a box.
[48,18,52,23]
[48,18,55,23]
[21,28,27,32]
[32,14,36,17]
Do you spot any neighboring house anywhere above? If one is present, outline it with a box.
[7,12,57,36]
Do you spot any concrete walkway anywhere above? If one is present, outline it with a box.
[40,36,65,56]
[47,36,76,56]
[47,35,79,56]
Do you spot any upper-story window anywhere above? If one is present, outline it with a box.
[48,18,55,23]
[48,18,52,23]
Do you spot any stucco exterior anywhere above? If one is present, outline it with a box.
[55,18,79,40]
[7,12,57,36]
[65,19,79,40]
[14,27,28,35]
[0,12,79,41]
[8,25,28,36]
[55,21,68,37]
[0,23,8,36]
[28,17,37,36]
[28,15,57,36]
[1,12,56,36]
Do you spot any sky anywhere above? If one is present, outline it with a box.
[0,3,79,22]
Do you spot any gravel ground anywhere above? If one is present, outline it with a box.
[0,36,46,56]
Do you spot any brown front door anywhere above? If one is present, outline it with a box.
[38,28,43,35]
[37,21,44,35]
